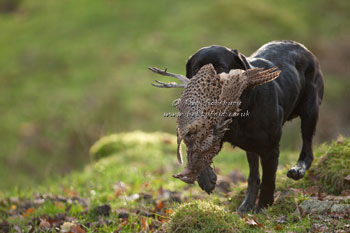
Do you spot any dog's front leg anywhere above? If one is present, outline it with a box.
[238,152,260,213]
[257,148,279,211]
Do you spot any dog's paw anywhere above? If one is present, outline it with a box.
[287,164,306,180]
[238,201,255,214]
[197,166,217,194]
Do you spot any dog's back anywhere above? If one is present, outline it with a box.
[247,40,324,122]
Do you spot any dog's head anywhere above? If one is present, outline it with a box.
[186,45,251,78]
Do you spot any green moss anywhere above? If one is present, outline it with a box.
[166,200,240,233]
[308,135,350,194]
[90,131,176,160]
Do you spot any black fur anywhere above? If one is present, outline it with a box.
[186,41,324,212]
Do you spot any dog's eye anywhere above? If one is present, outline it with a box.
[216,67,226,73]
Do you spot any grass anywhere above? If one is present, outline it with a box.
[1,131,349,232]
[0,0,349,190]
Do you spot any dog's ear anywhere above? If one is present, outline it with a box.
[230,49,251,70]
[185,55,194,78]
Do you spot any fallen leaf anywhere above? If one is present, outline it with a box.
[63,187,78,197]
[116,218,129,231]
[158,215,168,223]
[156,201,164,210]
[23,208,35,218]
[275,224,283,230]
[39,219,51,229]
[61,222,74,233]
[121,219,128,226]
[10,205,17,210]
[245,218,258,226]
[165,209,173,215]
[70,224,86,233]
[47,216,64,226]
[140,217,148,230]
[244,215,262,227]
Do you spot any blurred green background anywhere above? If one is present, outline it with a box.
[0,0,349,190]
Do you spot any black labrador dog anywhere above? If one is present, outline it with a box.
[186,40,324,212]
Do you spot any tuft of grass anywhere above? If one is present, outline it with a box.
[307,135,350,194]
[166,200,240,233]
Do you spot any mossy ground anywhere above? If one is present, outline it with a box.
[0,132,349,232]
[307,135,350,195]
[165,200,241,233]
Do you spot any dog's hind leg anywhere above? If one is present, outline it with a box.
[287,72,323,180]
